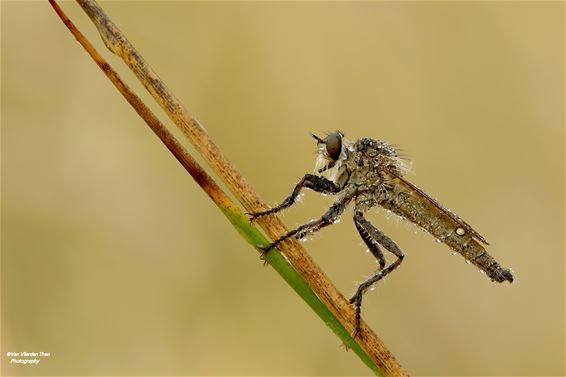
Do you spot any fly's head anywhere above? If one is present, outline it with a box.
[312,131,352,185]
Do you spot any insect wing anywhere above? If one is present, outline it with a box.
[387,172,489,245]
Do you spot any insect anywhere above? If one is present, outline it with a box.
[250,131,514,337]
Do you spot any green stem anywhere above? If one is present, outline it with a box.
[226,210,384,375]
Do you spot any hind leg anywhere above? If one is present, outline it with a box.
[350,211,405,337]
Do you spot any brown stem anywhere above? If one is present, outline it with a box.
[51,0,408,374]
[47,0,230,212]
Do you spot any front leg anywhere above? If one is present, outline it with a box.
[249,174,341,222]
[260,197,349,253]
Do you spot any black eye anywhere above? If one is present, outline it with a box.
[325,132,342,161]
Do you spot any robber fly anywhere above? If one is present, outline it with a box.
[250,131,514,337]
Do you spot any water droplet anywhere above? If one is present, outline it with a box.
[465,260,471,265]
[365,249,370,254]
[370,286,375,291]
[435,238,441,243]
[479,270,485,274]
[451,252,458,256]
[456,227,466,236]
[386,210,392,214]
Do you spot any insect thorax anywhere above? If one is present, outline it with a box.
[346,138,405,183]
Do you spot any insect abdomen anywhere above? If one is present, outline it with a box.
[380,176,514,283]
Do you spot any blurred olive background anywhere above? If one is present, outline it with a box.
[2,1,563,376]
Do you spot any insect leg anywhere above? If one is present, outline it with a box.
[354,213,386,270]
[259,197,349,253]
[350,211,405,337]
[249,174,341,221]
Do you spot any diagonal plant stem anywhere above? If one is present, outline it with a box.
[49,1,408,375]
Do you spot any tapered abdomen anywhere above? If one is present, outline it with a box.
[379,174,514,283]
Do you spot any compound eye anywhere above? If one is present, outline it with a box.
[325,132,342,161]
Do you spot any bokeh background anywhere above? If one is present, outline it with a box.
[2,1,564,376]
